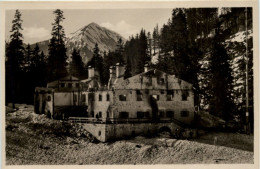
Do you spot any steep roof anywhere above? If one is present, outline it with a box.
[59,75,79,81]
[47,75,80,88]
[80,77,101,90]
[113,69,193,90]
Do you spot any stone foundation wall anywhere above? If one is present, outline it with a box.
[82,122,182,142]
[82,123,107,142]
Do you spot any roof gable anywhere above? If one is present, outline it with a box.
[59,75,79,81]
[113,69,193,90]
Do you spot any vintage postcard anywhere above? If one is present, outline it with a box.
[0,1,259,169]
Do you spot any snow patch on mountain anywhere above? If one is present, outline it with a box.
[32,22,126,64]
[66,22,126,63]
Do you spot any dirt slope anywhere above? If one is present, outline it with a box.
[5,105,254,165]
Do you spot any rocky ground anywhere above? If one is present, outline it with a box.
[5,104,254,165]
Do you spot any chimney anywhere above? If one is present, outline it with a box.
[108,66,115,89]
[109,66,115,77]
[116,63,125,78]
[144,64,149,72]
[88,66,94,79]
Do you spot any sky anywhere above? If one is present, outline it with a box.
[5,9,172,44]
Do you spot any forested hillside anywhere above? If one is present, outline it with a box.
[108,8,253,123]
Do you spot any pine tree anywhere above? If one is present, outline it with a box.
[124,36,137,76]
[208,22,235,120]
[47,9,68,81]
[152,24,159,55]
[147,32,152,59]
[31,43,40,68]
[5,10,25,107]
[31,44,47,87]
[115,38,125,65]
[124,54,132,79]
[69,48,87,79]
[136,29,149,73]
[88,43,104,84]
[25,44,32,66]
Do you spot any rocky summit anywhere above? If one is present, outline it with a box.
[31,22,126,64]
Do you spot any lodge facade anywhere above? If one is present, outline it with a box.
[34,64,195,142]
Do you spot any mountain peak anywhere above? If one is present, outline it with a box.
[77,22,102,33]
[88,22,99,27]
[33,21,126,65]
[65,21,126,63]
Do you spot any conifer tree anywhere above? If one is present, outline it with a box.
[152,24,159,55]
[136,29,149,74]
[31,44,47,87]
[25,44,32,65]
[88,43,104,84]
[208,22,235,120]
[5,10,25,107]
[115,38,125,65]
[124,54,132,79]
[47,9,68,81]
[69,48,87,79]
[147,32,152,59]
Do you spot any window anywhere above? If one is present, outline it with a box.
[89,88,94,92]
[145,112,150,118]
[60,83,65,88]
[75,83,80,88]
[99,111,102,118]
[88,93,95,101]
[166,111,174,118]
[68,83,73,88]
[82,94,86,102]
[91,111,94,117]
[47,96,52,101]
[181,111,189,117]
[119,94,127,101]
[106,112,110,118]
[98,131,101,136]
[144,89,149,94]
[160,90,165,94]
[119,112,129,118]
[151,95,159,101]
[182,94,187,100]
[99,94,102,101]
[73,94,77,102]
[137,111,144,118]
[182,91,189,101]
[106,94,110,101]
[136,90,143,101]
[167,90,174,101]
[160,78,165,84]
[158,78,165,84]
[159,111,165,118]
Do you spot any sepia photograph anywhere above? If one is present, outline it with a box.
[0,1,258,167]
